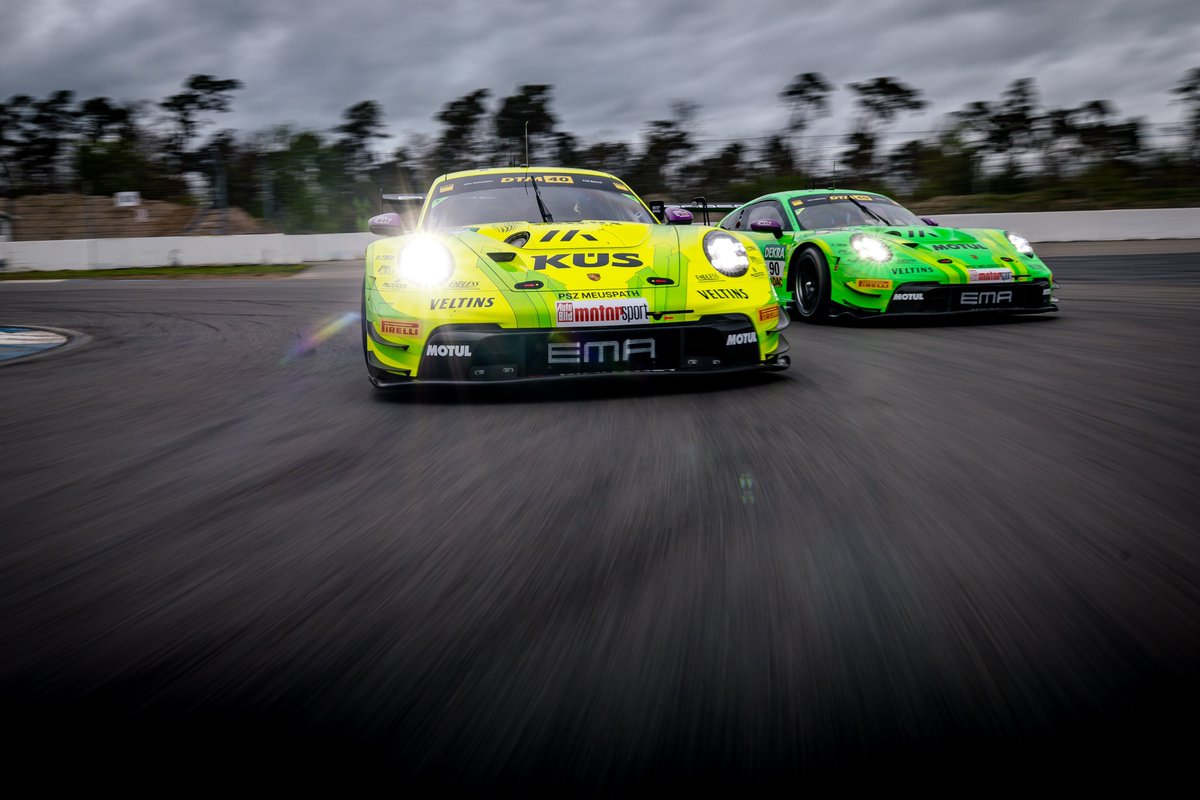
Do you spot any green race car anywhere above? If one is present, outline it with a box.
[709,190,1057,321]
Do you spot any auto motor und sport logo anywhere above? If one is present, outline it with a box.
[967,267,1014,283]
[556,299,650,327]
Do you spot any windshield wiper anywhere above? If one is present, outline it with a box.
[847,197,890,226]
[526,175,554,223]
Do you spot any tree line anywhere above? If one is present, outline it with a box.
[2,69,1198,233]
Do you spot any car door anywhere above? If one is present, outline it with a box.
[738,200,794,299]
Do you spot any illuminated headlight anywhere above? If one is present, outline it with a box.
[850,233,892,262]
[703,231,749,277]
[399,236,454,287]
[1006,232,1035,257]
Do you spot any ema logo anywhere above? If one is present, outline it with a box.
[547,339,656,364]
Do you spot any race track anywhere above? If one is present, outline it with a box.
[1,253,1198,790]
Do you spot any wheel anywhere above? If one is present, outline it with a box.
[791,247,830,321]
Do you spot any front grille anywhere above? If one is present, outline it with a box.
[886,279,1052,314]
[416,316,766,380]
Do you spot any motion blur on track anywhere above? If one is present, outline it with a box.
[0,251,1198,791]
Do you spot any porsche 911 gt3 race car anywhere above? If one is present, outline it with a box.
[363,168,789,386]
[705,190,1057,321]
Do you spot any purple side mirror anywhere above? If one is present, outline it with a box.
[369,212,406,237]
[921,217,938,226]
[663,207,693,225]
[750,218,783,238]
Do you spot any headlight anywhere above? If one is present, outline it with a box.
[850,233,892,262]
[399,236,455,287]
[703,231,749,277]
[1006,232,1035,257]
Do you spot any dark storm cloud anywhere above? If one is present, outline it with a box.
[2,0,1197,154]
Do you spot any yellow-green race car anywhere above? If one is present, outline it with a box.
[363,167,789,386]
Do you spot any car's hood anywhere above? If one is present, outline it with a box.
[444,221,685,295]
[868,225,1010,252]
[845,225,1049,279]
[869,225,982,244]
[367,220,775,331]
[469,220,654,250]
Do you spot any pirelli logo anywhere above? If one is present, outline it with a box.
[758,306,780,322]
[379,319,420,336]
[855,279,892,290]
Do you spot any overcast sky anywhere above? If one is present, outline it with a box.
[3,0,1197,157]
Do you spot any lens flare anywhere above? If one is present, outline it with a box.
[283,311,359,363]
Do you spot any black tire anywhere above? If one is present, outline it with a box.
[791,247,830,322]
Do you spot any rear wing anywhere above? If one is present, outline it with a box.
[647,198,740,227]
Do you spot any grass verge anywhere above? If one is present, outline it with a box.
[0,263,311,281]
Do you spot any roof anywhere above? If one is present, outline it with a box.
[435,166,621,182]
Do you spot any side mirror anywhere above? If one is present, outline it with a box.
[750,218,783,239]
[368,212,406,237]
[647,200,666,222]
[921,217,938,226]
[663,207,693,225]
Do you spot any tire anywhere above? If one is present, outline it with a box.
[791,247,830,322]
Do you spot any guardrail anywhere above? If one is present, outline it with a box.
[0,232,374,272]
[1,209,1197,271]
[933,208,1200,243]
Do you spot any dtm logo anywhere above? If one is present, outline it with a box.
[726,332,757,346]
[425,344,473,357]
[892,292,924,301]
[548,339,656,364]
[960,291,1013,305]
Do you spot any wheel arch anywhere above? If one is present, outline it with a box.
[787,241,831,295]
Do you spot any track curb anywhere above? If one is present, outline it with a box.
[0,325,92,367]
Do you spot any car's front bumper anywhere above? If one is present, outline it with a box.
[367,314,790,387]
[833,278,1057,318]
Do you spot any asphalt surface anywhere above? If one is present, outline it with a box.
[1,252,1198,791]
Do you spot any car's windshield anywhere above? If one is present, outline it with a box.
[792,194,924,230]
[423,173,654,230]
